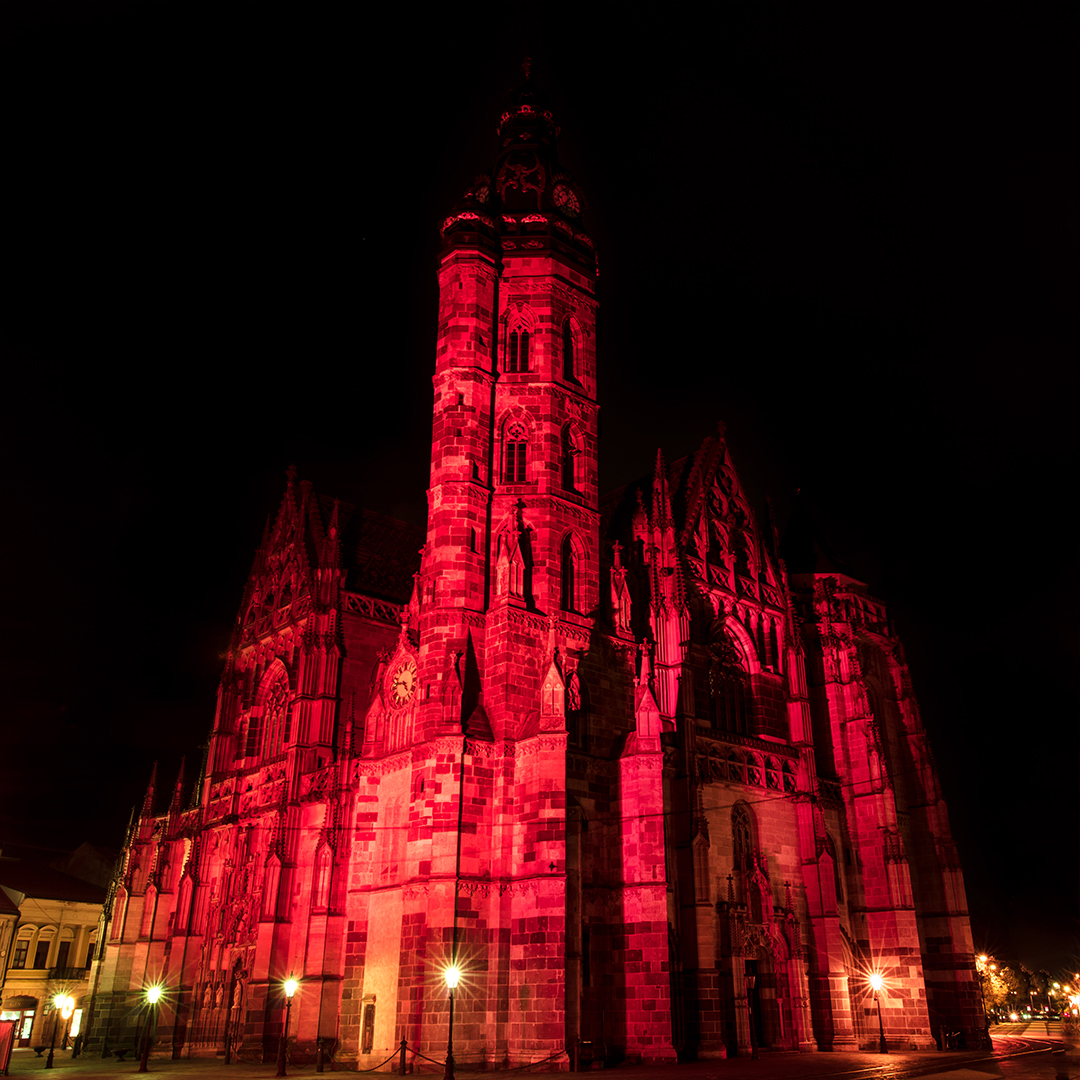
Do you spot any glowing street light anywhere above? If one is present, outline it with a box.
[444,965,461,1080]
[138,985,164,1073]
[869,973,888,1054]
[276,977,299,1078]
[45,994,74,1069]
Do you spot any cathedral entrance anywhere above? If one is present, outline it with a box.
[747,943,797,1050]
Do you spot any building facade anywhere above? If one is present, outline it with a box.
[0,851,106,1050]
[87,73,983,1067]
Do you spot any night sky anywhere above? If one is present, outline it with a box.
[2,3,1076,975]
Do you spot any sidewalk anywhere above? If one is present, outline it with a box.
[2,1045,1022,1080]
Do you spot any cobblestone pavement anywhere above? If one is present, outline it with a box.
[5,1037,1075,1080]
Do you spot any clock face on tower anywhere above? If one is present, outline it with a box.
[387,656,418,708]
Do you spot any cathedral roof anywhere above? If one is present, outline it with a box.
[338,505,424,604]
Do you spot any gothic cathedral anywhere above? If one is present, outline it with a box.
[87,71,983,1067]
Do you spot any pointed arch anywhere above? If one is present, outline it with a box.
[256,661,291,759]
[709,627,751,734]
[559,531,585,613]
[499,410,535,485]
[175,875,194,934]
[140,884,157,938]
[502,304,537,373]
[732,801,755,874]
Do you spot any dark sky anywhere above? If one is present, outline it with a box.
[2,3,1076,974]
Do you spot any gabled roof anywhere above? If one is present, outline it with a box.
[0,859,106,904]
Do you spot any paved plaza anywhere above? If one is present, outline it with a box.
[4,1034,1077,1080]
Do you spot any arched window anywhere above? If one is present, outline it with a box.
[732,803,754,873]
[560,535,580,612]
[562,319,575,381]
[262,675,290,758]
[507,327,530,372]
[503,421,528,483]
[708,629,751,734]
[712,665,750,734]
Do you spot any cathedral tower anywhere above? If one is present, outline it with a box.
[350,64,623,1067]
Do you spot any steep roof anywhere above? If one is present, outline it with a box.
[340,507,424,604]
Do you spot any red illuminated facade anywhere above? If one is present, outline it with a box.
[86,72,983,1066]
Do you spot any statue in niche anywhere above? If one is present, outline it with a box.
[566,670,581,713]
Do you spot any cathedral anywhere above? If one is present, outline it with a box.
[86,71,983,1068]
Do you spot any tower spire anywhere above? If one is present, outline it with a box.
[141,760,159,819]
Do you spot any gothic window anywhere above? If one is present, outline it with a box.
[732,803,753,873]
[560,534,581,612]
[562,318,575,380]
[262,675,290,758]
[507,327,530,372]
[712,664,749,734]
[708,628,751,734]
[504,421,528,483]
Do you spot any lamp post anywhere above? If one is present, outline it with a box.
[444,966,460,1080]
[276,977,299,1078]
[45,994,74,1069]
[869,974,888,1053]
[138,985,163,1073]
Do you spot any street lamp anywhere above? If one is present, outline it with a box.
[138,985,163,1073]
[869,973,888,1054]
[444,965,460,1080]
[45,995,74,1068]
[276,977,299,1078]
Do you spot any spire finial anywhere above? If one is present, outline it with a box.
[522,56,532,81]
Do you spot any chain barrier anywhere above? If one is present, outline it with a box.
[353,1045,403,1073]
[392,1039,569,1074]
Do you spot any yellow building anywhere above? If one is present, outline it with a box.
[0,849,107,1050]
